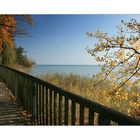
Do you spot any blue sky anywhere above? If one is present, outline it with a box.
[16,14,140,65]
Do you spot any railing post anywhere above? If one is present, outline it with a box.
[71,100,76,125]
[79,105,84,125]
[42,85,45,125]
[45,88,48,125]
[88,109,94,125]
[64,97,68,125]
[54,91,57,125]
[58,94,62,125]
[14,73,17,97]
[98,115,110,125]
[32,81,36,123]
[36,83,39,124]
[49,89,53,125]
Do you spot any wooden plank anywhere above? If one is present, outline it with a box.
[58,94,62,125]
[0,80,33,125]
[25,77,28,110]
[71,100,76,125]
[42,85,45,125]
[39,84,42,125]
[18,76,22,105]
[27,78,31,111]
[79,105,84,125]
[23,77,28,110]
[45,88,48,125]
[54,91,57,125]
[22,77,26,109]
[28,79,31,110]
[14,73,17,97]
[49,89,52,125]
[88,109,94,125]
[64,97,68,125]
[29,79,33,112]
[36,83,39,124]
[98,115,110,125]
[32,81,36,121]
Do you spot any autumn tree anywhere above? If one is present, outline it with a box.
[0,15,33,66]
[15,46,34,67]
[86,19,140,118]
[14,15,33,36]
[0,15,33,51]
[0,16,16,51]
[87,19,140,94]
[0,45,16,66]
[15,46,25,64]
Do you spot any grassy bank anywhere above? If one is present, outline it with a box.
[38,73,140,119]
[12,64,32,73]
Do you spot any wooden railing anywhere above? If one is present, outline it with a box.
[0,65,140,125]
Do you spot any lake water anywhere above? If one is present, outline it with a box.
[29,65,101,77]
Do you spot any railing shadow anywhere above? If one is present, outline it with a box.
[0,96,31,125]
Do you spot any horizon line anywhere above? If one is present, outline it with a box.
[35,64,99,65]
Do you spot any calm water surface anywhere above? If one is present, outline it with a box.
[29,65,101,77]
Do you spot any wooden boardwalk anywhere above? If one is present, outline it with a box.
[0,80,32,125]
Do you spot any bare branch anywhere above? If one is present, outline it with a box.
[110,67,140,95]
[0,23,14,28]
[93,53,135,86]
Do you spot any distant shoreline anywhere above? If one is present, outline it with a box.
[29,65,101,77]
[34,64,100,66]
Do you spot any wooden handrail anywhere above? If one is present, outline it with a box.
[0,64,140,125]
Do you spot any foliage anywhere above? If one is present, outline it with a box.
[22,55,33,67]
[86,19,140,118]
[0,15,33,51]
[14,15,33,36]
[15,47,34,67]
[86,19,140,93]
[0,45,16,67]
[0,46,34,68]
[38,73,140,119]
[15,47,25,64]
[0,15,33,67]
[0,15,16,51]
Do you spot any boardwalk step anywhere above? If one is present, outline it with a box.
[0,80,32,125]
